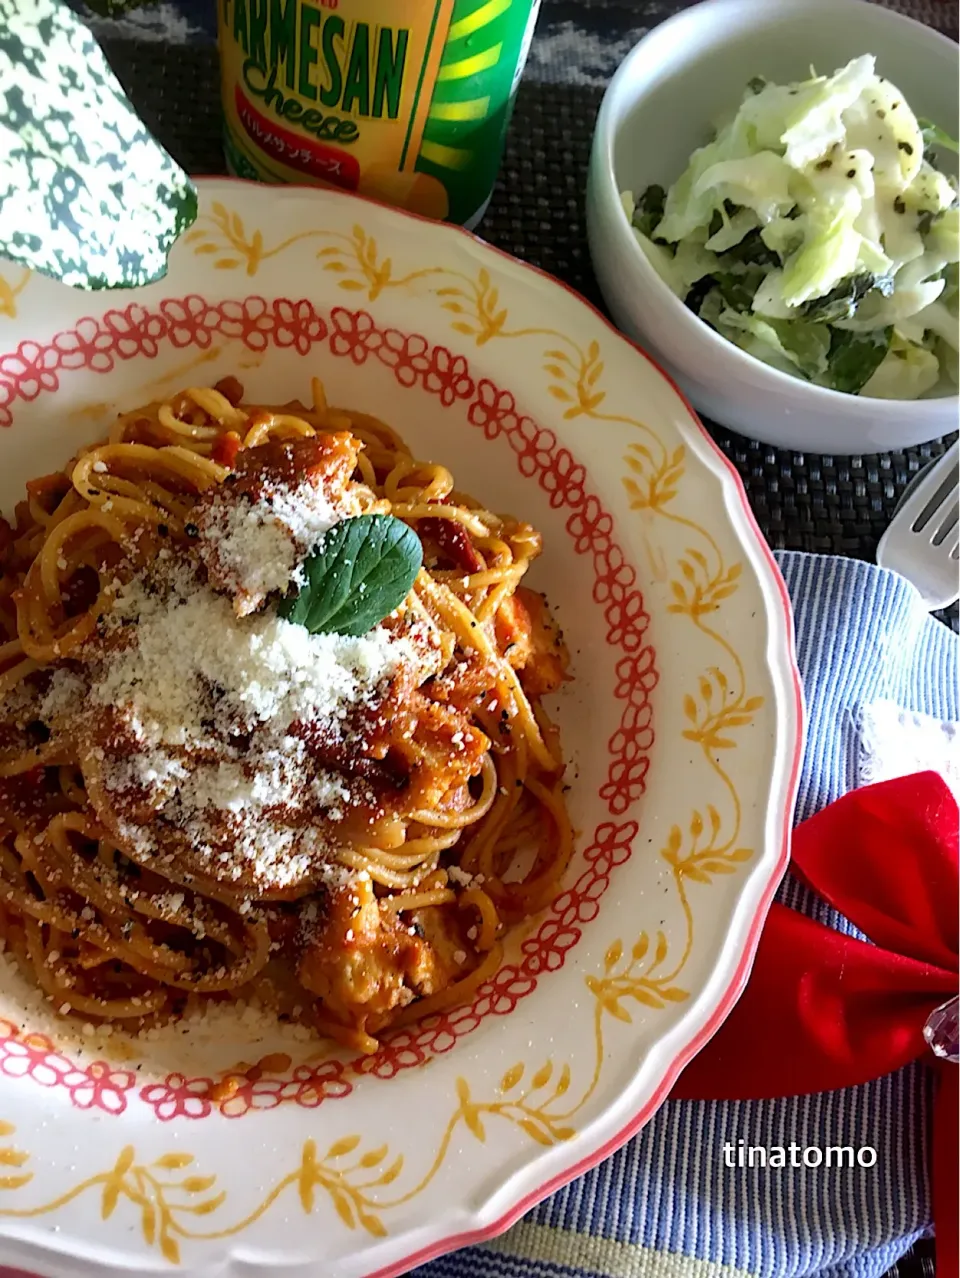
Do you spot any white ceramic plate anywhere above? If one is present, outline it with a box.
[0,179,803,1278]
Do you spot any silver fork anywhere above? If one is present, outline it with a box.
[877,441,959,611]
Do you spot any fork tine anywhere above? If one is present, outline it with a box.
[877,442,960,609]
[895,446,959,532]
[916,474,959,534]
[933,502,959,547]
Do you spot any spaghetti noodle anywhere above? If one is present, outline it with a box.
[0,377,572,1053]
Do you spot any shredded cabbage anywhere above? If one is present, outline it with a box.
[860,334,941,398]
[622,55,960,399]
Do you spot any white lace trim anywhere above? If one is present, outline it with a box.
[859,698,960,803]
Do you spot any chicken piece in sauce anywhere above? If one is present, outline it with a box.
[297,876,471,1032]
[495,586,570,698]
[193,433,362,616]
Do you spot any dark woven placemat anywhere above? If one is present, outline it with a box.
[95,31,959,638]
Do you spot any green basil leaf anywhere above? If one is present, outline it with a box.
[279,514,423,638]
[823,326,893,395]
[0,0,197,288]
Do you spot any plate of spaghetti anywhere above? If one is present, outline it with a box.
[0,179,802,1278]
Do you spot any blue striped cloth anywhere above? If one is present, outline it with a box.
[418,551,959,1278]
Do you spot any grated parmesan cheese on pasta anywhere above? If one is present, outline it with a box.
[196,477,358,616]
[41,561,418,891]
[91,565,414,746]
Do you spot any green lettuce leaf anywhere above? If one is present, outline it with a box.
[706,228,780,308]
[631,184,666,240]
[631,228,687,298]
[799,271,895,323]
[0,0,197,288]
[918,117,960,156]
[824,327,893,393]
[732,55,876,170]
[924,205,960,266]
[693,152,796,226]
[698,289,830,379]
[704,206,758,252]
[780,201,863,307]
[654,128,753,243]
[859,333,939,398]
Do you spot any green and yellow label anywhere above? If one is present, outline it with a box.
[218,0,541,225]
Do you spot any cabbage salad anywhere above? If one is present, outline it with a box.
[622,56,959,398]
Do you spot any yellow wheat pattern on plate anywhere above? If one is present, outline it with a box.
[0,1031,601,1264]
[0,919,702,1263]
[0,269,31,320]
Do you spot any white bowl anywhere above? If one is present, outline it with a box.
[586,0,960,455]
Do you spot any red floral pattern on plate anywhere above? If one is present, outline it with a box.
[0,297,655,1115]
[0,1019,135,1115]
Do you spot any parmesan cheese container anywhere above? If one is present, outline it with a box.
[217,0,541,228]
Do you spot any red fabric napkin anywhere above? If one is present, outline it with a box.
[670,771,959,1277]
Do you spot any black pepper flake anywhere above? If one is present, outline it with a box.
[157,524,169,537]
[876,109,886,119]
[893,196,907,214]
[898,141,914,155]
[846,167,858,178]
[184,522,199,539]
